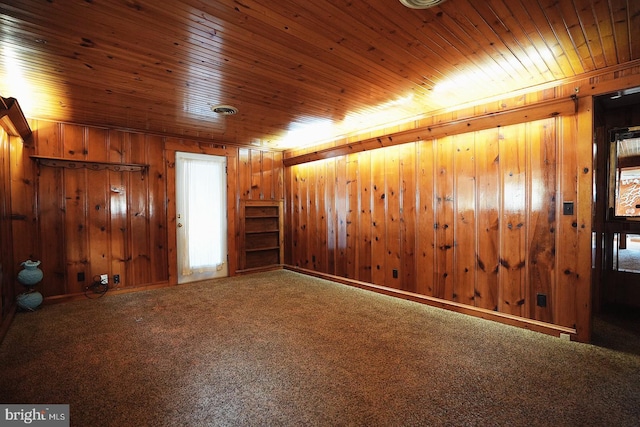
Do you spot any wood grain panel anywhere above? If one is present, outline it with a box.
[370,149,386,286]
[86,127,110,289]
[335,156,348,278]
[384,146,401,289]
[475,128,500,311]
[34,121,62,158]
[61,125,86,160]
[345,155,358,279]
[283,165,293,266]
[1,129,16,321]
[306,164,318,270]
[527,119,556,323]
[262,151,274,200]
[251,150,263,200]
[147,136,167,284]
[416,140,436,296]
[273,151,284,201]
[63,166,87,295]
[127,133,151,286]
[326,159,337,275]
[226,151,239,276]
[58,124,88,294]
[238,148,251,199]
[434,137,455,300]
[555,114,579,330]
[316,160,328,273]
[498,125,527,317]
[299,164,310,269]
[34,122,65,297]
[357,151,372,283]
[574,95,593,342]
[108,131,128,288]
[453,134,476,304]
[400,143,417,293]
[288,166,300,267]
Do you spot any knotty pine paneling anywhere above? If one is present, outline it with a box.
[345,154,359,280]
[335,156,348,278]
[7,121,284,299]
[238,148,284,201]
[527,120,557,323]
[434,136,455,300]
[475,128,500,311]
[416,140,435,296]
[356,152,372,283]
[285,116,588,334]
[23,123,170,296]
[498,125,527,317]
[370,149,386,286]
[399,143,417,293]
[9,131,37,278]
[0,128,16,328]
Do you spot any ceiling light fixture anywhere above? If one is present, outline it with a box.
[211,105,238,115]
[399,0,447,9]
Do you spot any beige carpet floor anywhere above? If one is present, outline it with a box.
[1,270,639,426]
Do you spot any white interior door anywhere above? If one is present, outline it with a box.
[175,152,228,284]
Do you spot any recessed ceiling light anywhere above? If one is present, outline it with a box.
[211,105,238,115]
[399,0,446,9]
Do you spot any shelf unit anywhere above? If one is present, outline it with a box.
[239,200,284,271]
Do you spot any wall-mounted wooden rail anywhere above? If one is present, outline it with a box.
[30,155,149,173]
[283,96,577,167]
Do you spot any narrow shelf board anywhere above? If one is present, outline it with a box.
[31,155,149,172]
[245,246,281,252]
[245,229,280,234]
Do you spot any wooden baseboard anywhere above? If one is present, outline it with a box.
[43,281,171,304]
[284,265,578,341]
[235,265,284,275]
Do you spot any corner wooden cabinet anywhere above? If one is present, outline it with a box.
[239,200,284,271]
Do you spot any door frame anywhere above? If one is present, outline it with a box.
[175,151,228,283]
[593,100,640,311]
[165,142,238,285]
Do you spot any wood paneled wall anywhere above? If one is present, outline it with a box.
[6,121,283,300]
[0,127,16,335]
[285,112,592,339]
[238,148,284,201]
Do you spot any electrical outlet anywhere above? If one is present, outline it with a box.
[113,274,120,284]
[563,201,574,215]
[77,272,85,282]
[392,269,398,279]
[100,274,108,285]
[536,293,547,307]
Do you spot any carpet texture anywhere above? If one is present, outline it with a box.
[0,270,639,426]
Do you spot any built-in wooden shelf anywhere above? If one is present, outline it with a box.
[30,155,148,173]
[239,200,284,271]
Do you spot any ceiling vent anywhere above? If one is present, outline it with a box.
[399,0,446,9]
[211,105,238,115]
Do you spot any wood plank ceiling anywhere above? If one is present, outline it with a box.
[1,0,639,150]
